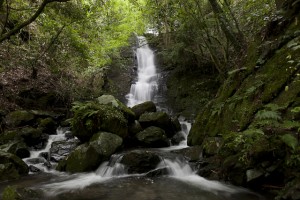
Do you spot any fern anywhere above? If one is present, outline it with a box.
[255,110,282,121]
[291,106,300,113]
[280,134,298,150]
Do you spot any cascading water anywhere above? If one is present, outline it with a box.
[126,36,158,107]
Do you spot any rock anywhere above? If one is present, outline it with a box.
[29,165,41,173]
[246,169,264,183]
[4,110,35,127]
[172,146,202,162]
[120,150,161,174]
[19,127,48,148]
[56,143,101,173]
[70,101,128,142]
[171,116,181,133]
[97,94,135,122]
[0,151,29,181]
[139,112,175,137]
[0,141,30,159]
[39,152,49,160]
[2,185,43,200]
[131,101,156,119]
[30,110,64,120]
[89,132,123,159]
[145,167,169,177]
[135,126,170,148]
[26,157,46,165]
[0,130,19,145]
[38,117,57,135]
[171,131,186,145]
[50,140,79,162]
[128,120,143,136]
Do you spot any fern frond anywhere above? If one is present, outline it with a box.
[255,110,282,121]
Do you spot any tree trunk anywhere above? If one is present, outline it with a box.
[208,0,244,52]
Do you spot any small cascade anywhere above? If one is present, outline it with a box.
[96,154,127,177]
[126,36,158,107]
[23,127,70,173]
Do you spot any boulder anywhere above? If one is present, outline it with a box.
[0,130,20,145]
[38,117,57,135]
[128,120,143,136]
[0,151,29,181]
[170,116,181,133]
[4,110,35,127]
[56,143,101,173]
[131,101,156,119]
[120,150,161,174]
[19,127,48,148]
[89,132,123,159]
[97,95,135,122]
[70,101,128,142]
[50,140,79,162]
[171,131,186,145]
[139,112,175,137]
[172,146,202,162]
[135,126,169,148]
[0,141,30,159]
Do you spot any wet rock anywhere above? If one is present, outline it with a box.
[135,126,169,148]
[39,152,49,160]
[4,110,35,127]
[246,168,264,183]
[171,131,186,145]
[145,167,169,177]
[29,165,41,173]
[56,143,101,173]
[172,146,202,162]
[120,150,161,174]
[139,112,175,137]
[26,157,46,165]
[0,150,29,181]
[19,127,48,148]
[131,101,156,119]
[0,141,30,159]
[89,132,123,159]
[170,116,181,133]
[50,139,79,162]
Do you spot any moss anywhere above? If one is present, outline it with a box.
[5,110,35,128]
[2,186,20,200]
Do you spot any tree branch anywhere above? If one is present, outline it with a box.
[0,0,70,43]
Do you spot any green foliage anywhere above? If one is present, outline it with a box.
[280,134,298,150]
[2,186,19,200]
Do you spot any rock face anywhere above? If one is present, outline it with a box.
[120,150,161,174]
[50,139,79,162]
[135,126,169,148]
[0,151,29,181]
[131,101,156,119]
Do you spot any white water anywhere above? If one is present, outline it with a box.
[126,36,158,107]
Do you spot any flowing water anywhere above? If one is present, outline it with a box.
[0,36,269,200]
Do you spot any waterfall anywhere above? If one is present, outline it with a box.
[126,36,158,107]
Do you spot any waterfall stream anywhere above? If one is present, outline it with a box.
[0,36,268,200]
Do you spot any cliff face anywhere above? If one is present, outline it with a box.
[188,1,300,197]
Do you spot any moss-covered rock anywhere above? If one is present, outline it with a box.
[131,101,156,119]
[139,112,175,137]
[70,101,128,142]
[56,143,101,173]
[2,185,44,200]
[19,127,48,147]
[0,151,28,181]
[89,131,123,159]
[0,141,30,159]
[4,110,35,128]
[128,120,143,136]
[37,117,57,135]
[135,126,169,148]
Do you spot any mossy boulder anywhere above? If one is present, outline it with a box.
[135,126,169,148]
[128,120,143,136]
[120,150,161,174]
[2,186,43,200]
[89,132,123,159]
[0,141,30,159]
[131,101,156,119]
[0,151,29,181]
[139,112,175,137]
[19,127,48,147]
[97,95,135,122]
[56,143,101,173]
[4,110,35,128]
[37,117,57,135]
[70,101,128,142]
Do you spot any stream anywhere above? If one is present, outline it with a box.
[0,36,270,200]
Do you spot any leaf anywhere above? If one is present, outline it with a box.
[280,134,298,150]
[291,107,300,113]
